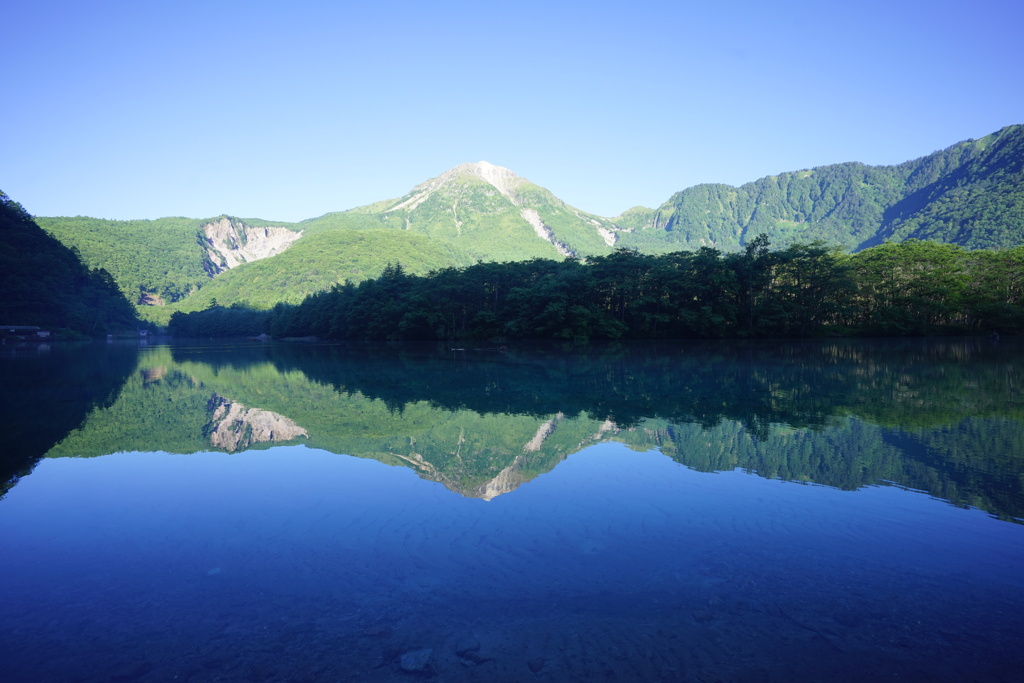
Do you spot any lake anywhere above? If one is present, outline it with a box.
[1,338,1022,682]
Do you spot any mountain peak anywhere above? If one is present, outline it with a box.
[459,160,509,173]
[386,161,526,214]
[447,161,523,200]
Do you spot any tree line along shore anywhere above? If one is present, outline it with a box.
[168,237,1024,341]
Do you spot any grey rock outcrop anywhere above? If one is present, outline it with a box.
[201,217,301,276]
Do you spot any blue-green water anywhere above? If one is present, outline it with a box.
[1,338,1022,681]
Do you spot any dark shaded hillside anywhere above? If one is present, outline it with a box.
[33,214,214,305]
[0,191,138,335]
[617,124,1024,252]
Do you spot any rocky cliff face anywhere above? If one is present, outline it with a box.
[201,217,302,276]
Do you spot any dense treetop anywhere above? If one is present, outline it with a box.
[168,237,1024,341]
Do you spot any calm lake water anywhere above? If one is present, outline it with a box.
[1,338,1022,682]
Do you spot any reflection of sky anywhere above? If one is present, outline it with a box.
[4,442,1022,600]
[2,443,1022,678]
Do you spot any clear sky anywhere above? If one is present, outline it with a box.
[3,0,1022,222]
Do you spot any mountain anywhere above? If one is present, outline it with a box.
[616,124,1024,252]
[300,161,619,260]
[202,217,303,276]
[31,125,1024,320]
[37,162,622,324]
[34,214,303,308]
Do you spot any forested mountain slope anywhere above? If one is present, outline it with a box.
[616,124,1024,252]
[34,215,302,307]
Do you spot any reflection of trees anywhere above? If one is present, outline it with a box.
[28,339,1024,520]
[640,416,1024,522]
[246,337,1024,433]
[1,343,139,499]
[259,338,1024,519]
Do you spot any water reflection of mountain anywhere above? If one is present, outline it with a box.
[33,339,1024,520]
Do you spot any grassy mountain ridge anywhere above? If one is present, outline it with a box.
[151,229,462,325]
[875,125,1024,247]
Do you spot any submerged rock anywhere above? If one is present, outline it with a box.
[399,648,433,672]
[454,635,480,655]
[458,650,492,667]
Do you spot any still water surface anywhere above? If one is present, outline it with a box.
[1,338,1022,681]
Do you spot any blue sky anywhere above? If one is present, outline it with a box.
[3,0,1022,222]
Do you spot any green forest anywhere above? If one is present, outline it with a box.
[169,237,1024,340]
[33,214,217,306]
[0,191,138,336]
